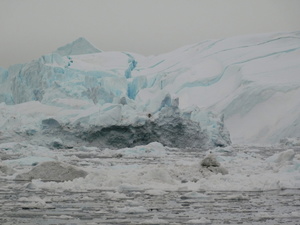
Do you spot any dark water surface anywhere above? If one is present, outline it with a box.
[1,181,299,225]
[0,146,300,224]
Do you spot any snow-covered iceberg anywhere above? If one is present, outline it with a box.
[0,41,232,149]
[1,31,300,145]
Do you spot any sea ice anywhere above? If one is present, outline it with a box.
[0,163,15,175]
[187,217,212,224]
[266,149,295,165]
[15,161,88,181]
[200,154,228,175]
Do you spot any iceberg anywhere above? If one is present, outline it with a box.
[54,37,101,56]
[0,95,230,149]
[15,161,88,181]
[0,31,300,146]
[1,32,300,225]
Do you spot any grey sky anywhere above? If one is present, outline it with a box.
[1,0,300,68]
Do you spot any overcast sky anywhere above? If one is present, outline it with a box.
[1,0,300,68]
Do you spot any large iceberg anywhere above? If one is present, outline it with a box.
[1,31,300,146]
[0,41,230,148]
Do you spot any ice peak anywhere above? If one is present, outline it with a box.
[54,37,101,56]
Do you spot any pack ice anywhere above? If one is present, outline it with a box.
[1,31,299,147]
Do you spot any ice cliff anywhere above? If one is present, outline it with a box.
[1,31,300,146]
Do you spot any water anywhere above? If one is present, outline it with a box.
[1,182,299,224]
[0,146,300,224]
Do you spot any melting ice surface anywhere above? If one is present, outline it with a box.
[0,31,300,224]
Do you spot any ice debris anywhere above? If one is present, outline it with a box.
[280,137,300,147]
[0,163,15,175]
[201,154,221,167]
[200,154,228,175]
[15,161,87,181]
[141,215,169,224]
[266,149,295,165]
[17,196,54,209]
[187,217,212,224]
